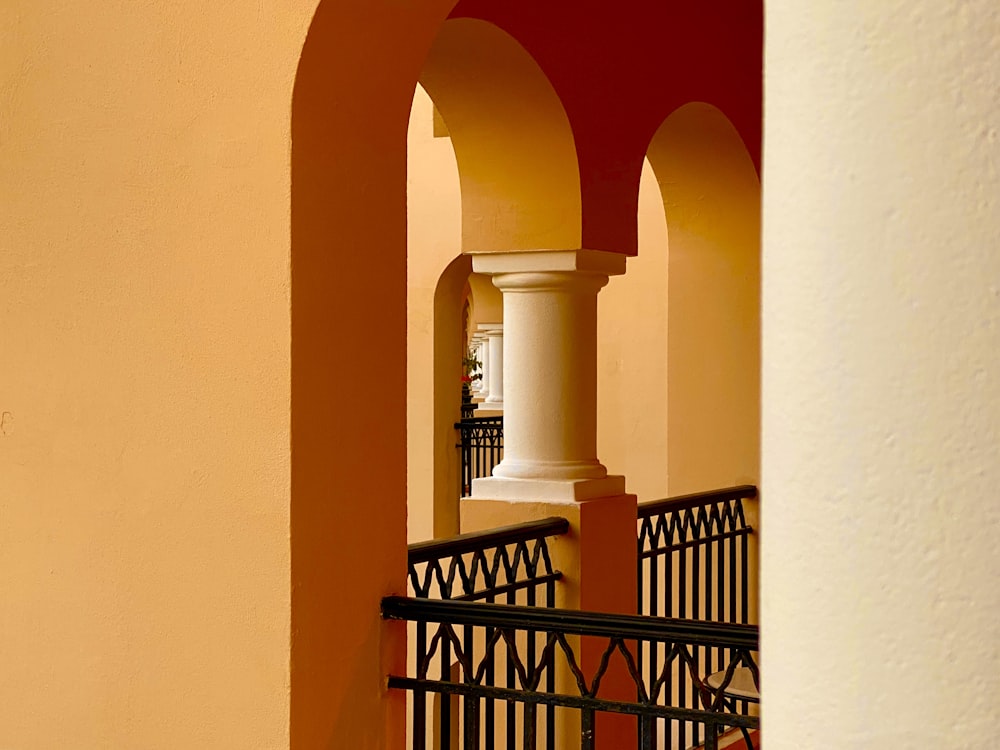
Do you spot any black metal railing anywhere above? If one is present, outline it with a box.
[636,485,757,749]
[406,519,569,749]
[384,597,759,750]
[408,517,567,603]
[456,416,503,497]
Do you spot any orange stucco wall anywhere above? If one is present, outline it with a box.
[1,0,313,745]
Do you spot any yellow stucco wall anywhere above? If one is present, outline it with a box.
[1,0,314,745]
[651,103,761,495]
[598,159,670,502]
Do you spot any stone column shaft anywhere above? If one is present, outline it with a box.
[470,250,626,502]
[483,324,504,408]
[469,334,486,393]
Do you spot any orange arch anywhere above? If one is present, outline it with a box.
[645,102,761,497]
[289,1,457,746]
[420,19,581,251]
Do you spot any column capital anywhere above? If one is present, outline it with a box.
[470,249,627,277]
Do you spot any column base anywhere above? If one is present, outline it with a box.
[470,474,625,502]
[461,491,637,613]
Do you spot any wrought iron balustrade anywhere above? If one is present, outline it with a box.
[406,519,569,749]
[456,416,503,497]
[383,597,759,750]
[636,485,757,749]
[408,517,568,603]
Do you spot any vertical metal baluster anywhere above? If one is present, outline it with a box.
[692,520,702,746]
[481,428,487,481]
[472,426,484,488]
[464,622,477,750]
[545,580,556,750]
[483,616,497,750]
[581,707,595,750]
[640,714,652,750]
[702,526,713,749]
[692,523,701,622]
[415,621,427,750]
[469,425,475,492]
[740,531,749,625]
[458,425,466,497]
[486,588,496,750]
[678,527,688,750]
[527,583,537,748]
[704,531,713,624]
[496,424,501,476]
[704,718,719,750]
[729,528,738,626]
[648,550,659,750]
[474,429,481,484]
[442,630,452,750]
[678,527,687,621]
[640,633,653,750]
[523,704,537,750]
[664,526,674,746]
[464,698,480,750]
[506,588,516,750]
[717,517,726,676]
[636,544,646,750]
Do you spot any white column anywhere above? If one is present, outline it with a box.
[470,250,626,502]
[482,324,504,408]
[475,332,490,401]
[764,2,1000,745]
[468,334,485,393]
[462,250,638,750]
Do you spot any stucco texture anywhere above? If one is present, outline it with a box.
[762,0,1000,745]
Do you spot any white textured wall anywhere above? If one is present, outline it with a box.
[762,1,1000,745]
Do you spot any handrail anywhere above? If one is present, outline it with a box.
[637,485,758,518]
[382,596,758,649]
[454,414,504,429]
[407,517,569,564]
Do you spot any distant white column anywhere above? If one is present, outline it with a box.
[468,334,486,393]
[470,250,626,501]
[475,332,490,400]
[482,324,504,409]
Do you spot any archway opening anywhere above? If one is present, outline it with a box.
[405,18,581,544]
[646,102,761,497]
